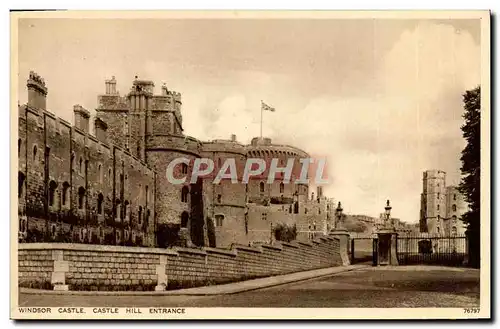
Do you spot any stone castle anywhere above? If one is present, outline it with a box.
[17,72,336,249]
[419,170,467,236]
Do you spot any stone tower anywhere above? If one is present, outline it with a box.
[420,170,447,234]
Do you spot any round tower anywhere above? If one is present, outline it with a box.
[245,137,310,206]
[201,135,247,247]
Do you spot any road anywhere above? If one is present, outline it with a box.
[19,266,480,308]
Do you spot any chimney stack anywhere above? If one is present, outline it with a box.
[73,105,90,133]
[27,71,48,110]
[230,134,237,142]
[94,117,108,143]
[105,76,117,94]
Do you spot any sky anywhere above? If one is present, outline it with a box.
[16,18,481,223]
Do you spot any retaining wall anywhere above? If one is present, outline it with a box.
[18,236,342,291]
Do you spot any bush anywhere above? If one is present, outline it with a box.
[273,223,297,243]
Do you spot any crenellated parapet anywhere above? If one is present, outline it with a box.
[27,71,47,95]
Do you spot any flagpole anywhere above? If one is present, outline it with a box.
[260,100,263,138]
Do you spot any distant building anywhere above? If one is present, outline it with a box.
[419,170,467,236]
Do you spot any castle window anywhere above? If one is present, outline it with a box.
[62,182,70,207]
[437,227,440,234]
[18,139,21,157]
[78,187,85,209]
[181,211,189,228]
[217,194,222,203]
[280,182,284,194]
[452,215,457,221]
[138,206,143,225]
[437,192,440,199]
[124,201,130,221]
[97,193,104,215]
[79,157,84,174]
[215,214,224,227]
[452,204,457,212]
[32,145,37,162]
[181,186,189,203]
[18,172,25,198]
[181,163,188,175]
[145,185,149,204]
[437,205,440,211]
[261,213,267,221]
[145,209,150,226]
[48,180,57,207]
[259,182,265,193]
[115,199,121,220]
[453,194,457,201]
[98,164,103,183]
[305,208,308,214]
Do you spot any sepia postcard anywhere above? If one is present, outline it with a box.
[10,10,491,320]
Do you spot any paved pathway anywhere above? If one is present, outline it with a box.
[19,265,480,308]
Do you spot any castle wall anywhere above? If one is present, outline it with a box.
[18,238,342,291]
[17,103,156,247]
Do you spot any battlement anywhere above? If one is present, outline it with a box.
[27,71,47,95]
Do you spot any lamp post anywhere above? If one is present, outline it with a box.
[384,199,392,228]
[335,201,344,230]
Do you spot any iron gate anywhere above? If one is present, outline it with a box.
[396,234,467,266]
[349,237,375,264]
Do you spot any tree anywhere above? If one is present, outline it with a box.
[458,86,481,268]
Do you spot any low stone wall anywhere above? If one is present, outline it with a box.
[18,236,343,291]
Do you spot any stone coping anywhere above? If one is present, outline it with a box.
[281,242,300,249]
[203,247,237,257]
[259,243,283,251]
[232,244,263,254]
[19,243,178,256]
[172,247,207,256]
[297,241,313,247]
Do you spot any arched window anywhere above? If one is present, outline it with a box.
[280,182,284,193]
[261,213,267,221]
[18,172,25,198]
[48,181,58,207]
[181,211,189,228]
[437,192,440,199]
[181,186,189,203]
[217,194,222,203]
[452,215,457,221]
[97,193,104,214]
[437,227,440,234]
[62,182,70,207]
[78,187,85,209]
[138,206,143,225]
[79,157,83,174]
[452,204,457,212]
[32,145,37,162]
[437,204,440,211]
[18,139,21,157]
[259,182,265,193]
[453,194,457,201]
[145,209,150,225]
[145,185,149,204]
[215,214,224,227]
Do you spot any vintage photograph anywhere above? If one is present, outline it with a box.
[10,11,490,320]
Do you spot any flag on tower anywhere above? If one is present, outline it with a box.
[261,101,276,112]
